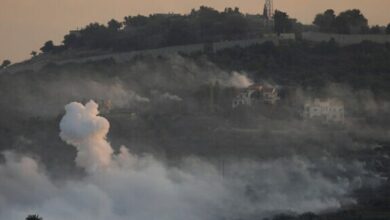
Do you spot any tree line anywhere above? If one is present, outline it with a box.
[41,7,269,53]
[36,7,390,55]
[3,6,390,65]
[209,39,390,96]
[314,9,390,34]
[36,6,304,55]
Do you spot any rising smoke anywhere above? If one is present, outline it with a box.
[59,101,113,173]
[226,71,253,88]
[0,101,381,220]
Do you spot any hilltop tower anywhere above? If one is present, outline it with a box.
[263,0,274,20]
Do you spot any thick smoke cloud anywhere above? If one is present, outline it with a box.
[0,54,388,220]
[0,101,381,220]
[59,101,113,172]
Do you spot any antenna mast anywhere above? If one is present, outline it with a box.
[264,0,274,20]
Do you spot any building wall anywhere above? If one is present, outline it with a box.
[213,37,280,52]
[302,32,390,45]
[304,99,345,123]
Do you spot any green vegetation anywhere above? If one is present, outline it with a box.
[208,40,390,96]
[26,39,390,100]
[39,6,302,54]
[369,25,382,34]
[33,6,390,59]
[63,6,262,50]
[30,51,37,57]
[274,10,293,34]
[313,9,374,34]
[40,40,56,53]
[0,60,11,69]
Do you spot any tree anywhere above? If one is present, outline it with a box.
[221,7,248,39]
[274,10,293,34]
[192,6,221,40]
[80,23,111,49]
[30,51,37,57]
[0,60,11,69]
[313,9,369,34]
[26,214,43,220]
[163,19,194,45]
[63,32,83,48]
[369,25,382,34]
[334,9,368,34]
[40,40,55,53]
[123,15,148,27]
[386,23,390,34]
[313,9,336,32]
[108,19,122,31]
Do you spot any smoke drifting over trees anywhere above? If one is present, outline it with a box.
[0,41,389,220]
[0,101,382,220]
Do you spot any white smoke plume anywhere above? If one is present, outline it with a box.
[0,101,382,220]
[59,101,113,172]
[160,92,183,102]
[227,71,253,88]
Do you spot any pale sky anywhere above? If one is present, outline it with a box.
[1,0,390,63]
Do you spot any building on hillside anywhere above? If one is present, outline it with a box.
[303,98,345,123]
[232,84,279,108]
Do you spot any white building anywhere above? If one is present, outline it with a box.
[303,98,345,123]
[232,84,279,108]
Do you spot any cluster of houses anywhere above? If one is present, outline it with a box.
[231,83,345,124]
[93,83,346,125]
[232,83,280,108]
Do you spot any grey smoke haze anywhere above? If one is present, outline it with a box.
[151,90,183,102]
[0,55,389,220]
[0,101,381,220]
[0,55,254,118]
[11,79,149,117]
[0,55,387,155]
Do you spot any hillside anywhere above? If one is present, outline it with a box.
[1,6,390,220]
